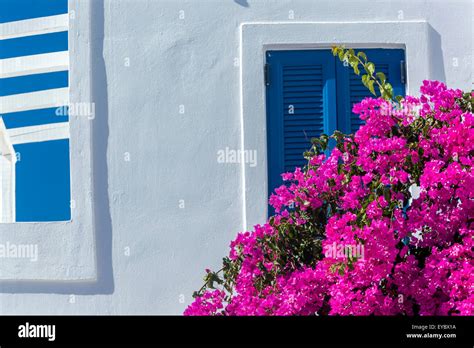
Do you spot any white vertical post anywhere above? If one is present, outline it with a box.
[0,117,17,223]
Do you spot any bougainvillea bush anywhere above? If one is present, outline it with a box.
[185,48,474,316]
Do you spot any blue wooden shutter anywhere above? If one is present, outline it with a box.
[265,50,336,200]
[336,49,406,134]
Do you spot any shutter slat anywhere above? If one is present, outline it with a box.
[284,91,324,97]
[284,109,324,115]
[283,80,324,87]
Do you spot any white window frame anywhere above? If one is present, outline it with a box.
[0,0,96,281]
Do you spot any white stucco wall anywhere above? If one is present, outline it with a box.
[0,0,471,314]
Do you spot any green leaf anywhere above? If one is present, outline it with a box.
[396,95,404,103]
[378,84,385,96]
[353,64,360,75]
[333,130,344,141]
[319,134,329,150]
[332,45,345,58]
[383,82,393,100]
[361,74,369,88]
[366,62,375,75]
[367,80,376,96]
[376,72,386,84]
[383,186,391,202]
[349,57,360,75]
[338,49,345,61]
[342,51,350,64]
[357,51,367,62]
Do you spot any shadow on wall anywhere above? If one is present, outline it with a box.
[234,0,249,7]
[0,0,114,295]
[428,24,446,83]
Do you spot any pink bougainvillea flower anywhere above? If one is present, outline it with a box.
[185,80,474,316]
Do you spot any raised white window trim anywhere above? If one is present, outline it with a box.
[239,21,432,230]
[0,0,96,281]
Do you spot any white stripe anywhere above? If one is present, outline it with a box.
[0,88,69,114]
[239,25,247,230]
[0,14,69,40]
[8,123,69,145]
[0,51,69,78]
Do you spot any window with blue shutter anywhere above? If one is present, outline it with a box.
[266,48,406,210]
[0,0,71,222]
[265,50,337,200]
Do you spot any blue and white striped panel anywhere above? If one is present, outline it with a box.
[0,0,70,222]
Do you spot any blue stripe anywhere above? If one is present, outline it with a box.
[0,31,68,59]
[14,139,71,222]
[1,107,69,129]
[0,71,68,97]
[0,0,68,24]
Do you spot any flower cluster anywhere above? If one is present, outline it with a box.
[185,81,474,316]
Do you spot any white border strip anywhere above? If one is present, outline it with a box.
[0,51,69,78]
[0,87,69,114]
[238,25,247,232]
[0,118,16,223]
[8,122,69,145]
[0,14,69,40]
